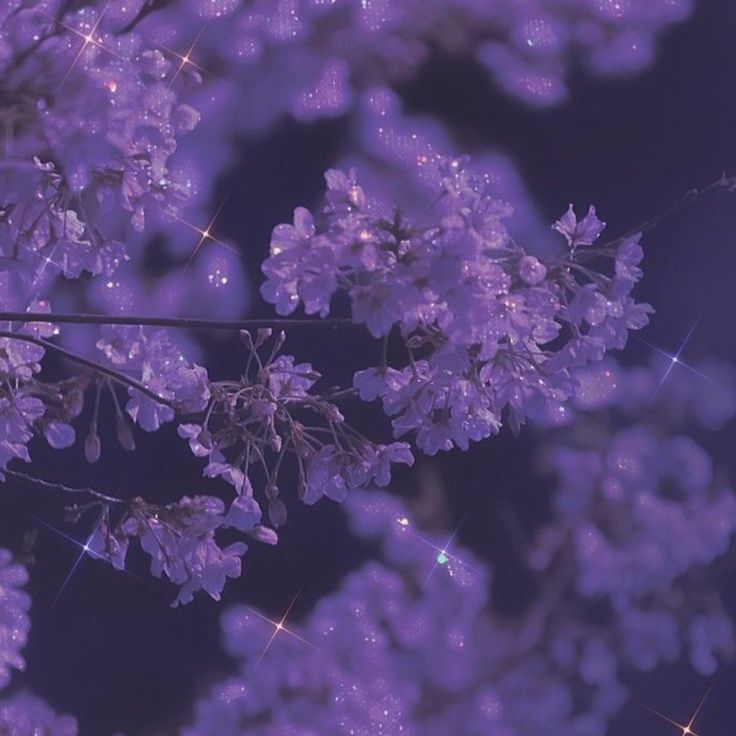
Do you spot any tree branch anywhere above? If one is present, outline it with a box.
[0,330,173,407]
[602,173,736,248]
[0,312,356,331]
[3,468,126,504]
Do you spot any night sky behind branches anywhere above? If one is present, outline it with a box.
[2,1,736,734]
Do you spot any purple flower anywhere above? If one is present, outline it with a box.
[552,205,606,249]
[265,160,650,454]
[97,326,210,431]
[0,392,45,478]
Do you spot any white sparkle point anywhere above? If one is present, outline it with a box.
[29,513,142,605]
[635,312,721,404]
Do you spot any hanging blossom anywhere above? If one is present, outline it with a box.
[0,549,31,690]
[262,157,652,455]
[88,494,273,607]
[174,329,413,522]
[77,326,412,604]
[0,1,201,297]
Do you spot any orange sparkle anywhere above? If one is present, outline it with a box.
[638,675,719,736]
[165,191,238,275]
[39,4,124,86]
[158,25,213,87]
[245,583,323,671]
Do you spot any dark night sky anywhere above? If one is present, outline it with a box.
[2,1,736,734]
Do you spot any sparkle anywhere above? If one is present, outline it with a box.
[156,26,213,87]
[638,675,718,736]
[636,312,720,404]
[40,4,124,87]
[29,513,104,605]
[28,513,142,605]
[164,188,244,277]
[24,250,63,302]
[244,583,324,671]
[395,511,479,584]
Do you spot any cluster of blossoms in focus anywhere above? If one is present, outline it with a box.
[263,159,652,454]
[54,326,409,605]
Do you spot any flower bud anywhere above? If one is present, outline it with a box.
[116,419,136,452]
[84,431,101,464]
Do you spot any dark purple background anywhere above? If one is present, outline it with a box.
[2,1,736,733]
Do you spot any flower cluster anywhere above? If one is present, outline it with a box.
[0,549,30,690]
[89,494,272,607]
[262,159,651,454]
[0,1,200,298]
[177,330,413,525]
[96,325,210,432]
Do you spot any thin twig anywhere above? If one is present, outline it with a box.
[0,312,356,330]
[3,468,126,504]
[601,173,736,248]
[0,330,172,406]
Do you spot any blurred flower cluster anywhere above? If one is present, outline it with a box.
[183,357,736,735]
[0,550,30,690]
[0,549,77,733]
[122,0,691,127]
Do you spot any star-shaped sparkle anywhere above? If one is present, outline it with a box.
[156,26,213,87]
[39,4,124,86]
[395,511,479,585]
[638,675,718,736]
[29,513,141,605]
[244,583,324,671]
[165,190,243,275]
[636,313,720,403]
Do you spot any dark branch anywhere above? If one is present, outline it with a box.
[0,330,173,407]
[3,468,126,504]
[602,173,736,248]
[0,312,356,331]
